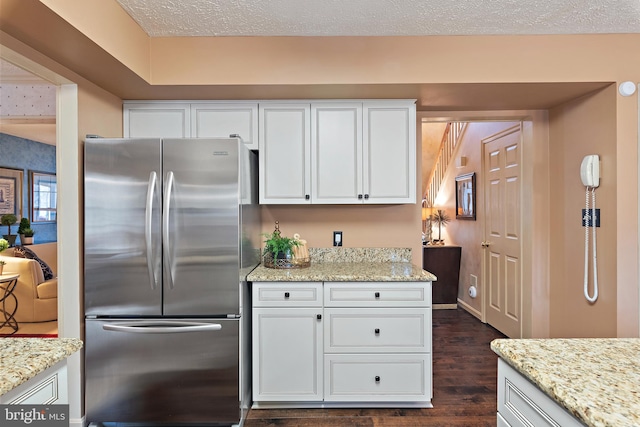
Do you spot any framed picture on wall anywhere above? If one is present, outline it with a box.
[0,167,23,217]
[455,172,476,220]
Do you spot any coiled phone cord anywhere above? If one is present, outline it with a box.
[584,187,598,303]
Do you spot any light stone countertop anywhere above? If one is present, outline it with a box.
[0,338,83,395]
[248,261,435,282]
[491,338,640,427]
[248,247,436,282]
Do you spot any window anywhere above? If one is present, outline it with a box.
[30,171,57,223]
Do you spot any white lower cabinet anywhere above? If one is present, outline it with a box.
[252,281,432,407]
[1,360,68,404]
[497,359,586,427]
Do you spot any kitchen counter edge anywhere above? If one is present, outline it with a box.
[0,338,83,395]
[247,262,436,282]
[491,337,640,427]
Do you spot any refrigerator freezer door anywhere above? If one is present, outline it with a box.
[85,318,240,424]
[84,138,162,316]
[163,138,241,316]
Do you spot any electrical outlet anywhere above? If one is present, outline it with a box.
[470,274,477,287]
[333,231,343,246]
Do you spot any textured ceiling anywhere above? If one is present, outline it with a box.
[116,0,640,37]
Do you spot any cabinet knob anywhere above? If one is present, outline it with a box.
[364,194,369,199]
[375,376,381,382]
[374,328,380,334]
[317,314,322,320]
[284,292,290,298]
[305,194,310,200]
[358,194,363,199]
[374,292,380,298]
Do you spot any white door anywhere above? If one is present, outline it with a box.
[191,103,258,150]
[259,103,311,204]
[311,102,363,204]
[483,124,523,338]
[123,102,191,138]
[362,101,416,204]
[252,308,323,401]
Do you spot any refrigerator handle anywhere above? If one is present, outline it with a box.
[145,171,158,290]
[163,171,175,289]
[103,321,223,334]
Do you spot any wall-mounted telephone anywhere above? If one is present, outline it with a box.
[582,155,599,303]
[580,155,600,188]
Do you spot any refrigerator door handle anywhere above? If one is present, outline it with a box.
[145,171,158,289]
[102,321,223,334]
[163,171,175,289]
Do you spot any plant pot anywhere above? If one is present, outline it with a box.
[2,235,16,247]
[23,236,34,245]
[0,264,4,275]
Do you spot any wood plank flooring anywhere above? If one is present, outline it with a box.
[245,308,506,427]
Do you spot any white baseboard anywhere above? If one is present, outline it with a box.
[457,297,483,320]
[71,416,85,427]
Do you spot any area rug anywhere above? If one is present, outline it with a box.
[0,334,58,338]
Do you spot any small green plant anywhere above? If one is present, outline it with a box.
[0,238,8,253]
[23,228,35,237]
[17,217,31,235]
[0,214,17,236]
[0,260,6,266]
[432,209,451,242]
[262,222,300,259]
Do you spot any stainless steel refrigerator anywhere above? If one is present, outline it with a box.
[83,137,260,426]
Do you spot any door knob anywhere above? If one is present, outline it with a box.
[481,241,492,248]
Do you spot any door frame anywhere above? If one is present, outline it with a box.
[1,44,81,424]
[418,110,550,338]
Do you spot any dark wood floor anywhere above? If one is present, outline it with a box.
[245,308,506,427]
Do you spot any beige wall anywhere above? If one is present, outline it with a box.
[549,86,618,337]
[3,2,638,337]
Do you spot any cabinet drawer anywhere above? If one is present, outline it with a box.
[324,282,431,307]
[325,308,431,353]
[253,282,323,307]
[498,359,585,427]
[324,354,432,402]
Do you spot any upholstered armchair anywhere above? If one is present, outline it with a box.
[0,245,57,323]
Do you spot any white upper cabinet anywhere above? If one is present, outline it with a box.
[259,99,415,205]
[191,102,258,150]
[363,101,416,204]
[311,102,363,204]
[259,103,312,204]
[124,102,191,138]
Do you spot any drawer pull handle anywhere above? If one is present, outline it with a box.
[375,376,381,382]
[284,292,290,298]
[317,314,322,320]
[374,328,380,334]
[374,292,380,298]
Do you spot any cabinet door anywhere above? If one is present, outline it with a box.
[191,103,258,150]
[1,361,68,404]
[253,308,323,401]
[124,102,191,138]
[259,103,311,204]
[311,102,363,204]
[362,101,416,204]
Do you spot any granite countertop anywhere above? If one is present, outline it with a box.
[491,338,640,427]
[249,261,435,282]
[248,247,436,282]
[0,338,83,395]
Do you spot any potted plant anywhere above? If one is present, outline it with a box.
[17,217,30,243]
[22,228,35,245]
[432,209,451,245]
[261,221,300,268]
[0,214,17,247]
